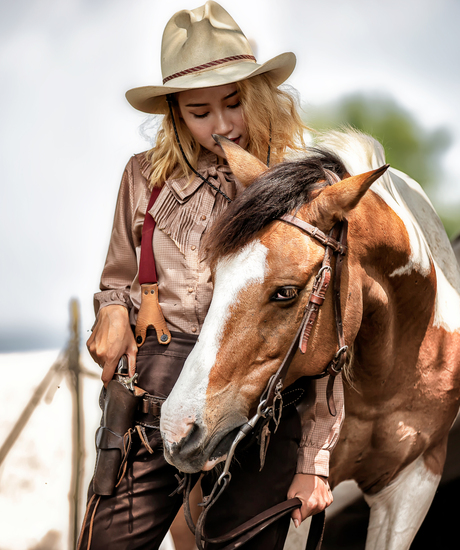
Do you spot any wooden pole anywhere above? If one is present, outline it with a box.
[0,298,95,550]
[67,298,85,550]
[0,358,64,467]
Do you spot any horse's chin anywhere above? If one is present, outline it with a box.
[201,425,240,470]
[163,425,241,473]
[202,455,227,471]
[163,447,204,474]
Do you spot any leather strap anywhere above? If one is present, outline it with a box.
[274,217,349,416]
[184,485,324,550]
[280,214,346,254]
[135,283,172,346]
[325,218,348,415]
[136,187,172,345]
[306,511,326,550]
[299,252,333,354]
[204,498,302,547]
[263,219,347,415]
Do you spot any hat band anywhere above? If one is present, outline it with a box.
[163,54,256,84]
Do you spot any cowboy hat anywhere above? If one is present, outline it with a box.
[125,1,296,114]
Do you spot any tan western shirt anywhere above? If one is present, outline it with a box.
[94,150,344,476]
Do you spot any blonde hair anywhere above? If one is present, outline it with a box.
[146,74,308,189]
[237,74,308,166]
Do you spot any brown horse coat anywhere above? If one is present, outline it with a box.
[161,129,460,550]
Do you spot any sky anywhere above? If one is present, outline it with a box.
[0,0,459,352]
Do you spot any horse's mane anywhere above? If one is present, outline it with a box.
[204,149,347,265]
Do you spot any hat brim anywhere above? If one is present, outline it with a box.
[125,52,296,114]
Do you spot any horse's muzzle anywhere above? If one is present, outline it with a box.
[161,419,245,473]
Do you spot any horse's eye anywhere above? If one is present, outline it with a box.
[271,286,299,302]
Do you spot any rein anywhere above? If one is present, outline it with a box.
[180,214,348,550]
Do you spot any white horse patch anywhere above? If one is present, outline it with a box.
[160,241,268,443]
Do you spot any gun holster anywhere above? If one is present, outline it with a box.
[92,379,140,496]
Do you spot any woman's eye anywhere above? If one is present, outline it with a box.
[271,286,299,302]
[193,112,209,119]
[228,101,241,109]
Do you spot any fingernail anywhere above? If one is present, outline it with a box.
[294,519,299,528]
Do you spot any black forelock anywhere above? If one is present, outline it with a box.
[203,148,347,264]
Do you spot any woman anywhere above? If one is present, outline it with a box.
[79,2,343,549]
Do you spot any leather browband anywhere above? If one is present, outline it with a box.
[280,214,347,255]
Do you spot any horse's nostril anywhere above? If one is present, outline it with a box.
[172,421,204,457]
[161,412,197,443]
[187,421,198,439]
[177,419,196,443]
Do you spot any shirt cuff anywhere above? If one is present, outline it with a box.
[94,290,132,314]
[296,447,330,477]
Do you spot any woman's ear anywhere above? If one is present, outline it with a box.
[213,134,267,188]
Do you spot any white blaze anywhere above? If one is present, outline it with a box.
[161,241,268,442]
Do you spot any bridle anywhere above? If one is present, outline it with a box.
[276,213,349,416]
[218,214,348,481]
[181,212,349,550]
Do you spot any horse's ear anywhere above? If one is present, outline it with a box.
[213,135,268,188]
[311,164,389,226]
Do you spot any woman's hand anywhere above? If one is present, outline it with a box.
[87,304,138,386]
[287,473,333,527]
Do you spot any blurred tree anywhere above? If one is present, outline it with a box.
[303,93,460,238]
[303,93,452,192]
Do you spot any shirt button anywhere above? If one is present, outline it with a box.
[201,215,207,221]
[188,287,194,293]
[191,245,196,251]
[191,326,197,333]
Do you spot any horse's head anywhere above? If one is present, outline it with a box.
[160,136,388,473]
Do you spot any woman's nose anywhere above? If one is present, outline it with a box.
[214,112,232,136]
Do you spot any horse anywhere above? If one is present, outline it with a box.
[160,129,460,549]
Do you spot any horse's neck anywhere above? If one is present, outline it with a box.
[348,190,437,389]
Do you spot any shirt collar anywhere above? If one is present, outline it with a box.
[165,150,235,203]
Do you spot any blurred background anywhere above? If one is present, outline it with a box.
[0,0,459,549]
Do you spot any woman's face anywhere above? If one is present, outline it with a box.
[177,83,248,157]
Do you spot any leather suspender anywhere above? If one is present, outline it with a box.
[138,187,161,285]
[135,188,172,346]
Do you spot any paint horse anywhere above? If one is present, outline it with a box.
[160,130,460,549]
